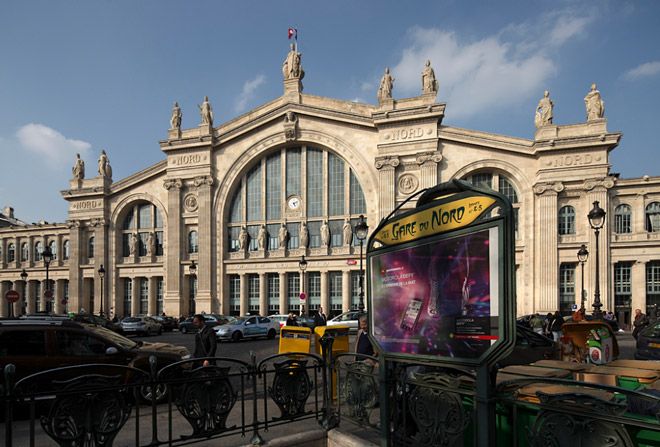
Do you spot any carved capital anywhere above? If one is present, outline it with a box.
[65,219,81,229]
[416,151,443,165]
[163,178,183,190]
[583,177,615,191]
[375,156,400,170]
[193,175,214,188]
[89,218,107,228]
[533,182,564,195]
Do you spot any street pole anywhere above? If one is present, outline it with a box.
[299,255,307,318]
[358,239,364,312]
[588,201,606,320]
[98,265,105,317]
[42,246,52,314]
[354,215,369,312]
[577,244,589,311]
[20,269,27,316]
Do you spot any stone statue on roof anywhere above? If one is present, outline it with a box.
[282,43,305,80]
[378,68,394,102]
[199,96,213,126]
[72,153,85,180]
[534,90,553,128]
[170,102,182,129]
[584,83,605,121]
[421,60,438,94]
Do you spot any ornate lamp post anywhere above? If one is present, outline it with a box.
[20,269,28,316]
[189,260,197,314]
[577,244,589,311]
[587,201,606,320]
[355,215,369,312]
[98,264,105,317]
[299,255,308,317]
[42,246,53,314]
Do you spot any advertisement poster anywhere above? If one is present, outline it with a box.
[370,227,499,359]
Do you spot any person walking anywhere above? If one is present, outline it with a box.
[633,308,650,339]
[543,312,553,338]
[286,312,298,326]
[355,315,375,357]
[314,307,327,327]
[550,311,565,342]
[529,313,544,335]
[192,314,217,367]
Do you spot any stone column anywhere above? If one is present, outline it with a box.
[148,276,158,316]
[375,157,399,221]
[55,279,65,314]
[26,280,36,314]
[631,261,646,313]
[320,271,329,315]
[416,152,443,188]
[194,176,214,312]
[533,183,562,312]
[42,280,51,312]
[67,220,83,312]
[279,272,287,315]
[259,273,268,316]
[131,277,140,316]
[239,273,248,316]
[163,178,183,315]
[342,271,351,312]
[0,281,8,317]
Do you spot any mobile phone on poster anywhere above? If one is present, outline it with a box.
[400,297,423,332]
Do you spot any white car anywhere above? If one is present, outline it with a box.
[214,316,280,342]
[326,311,365,330]
[269,314,290,328]
[120,316,163,336]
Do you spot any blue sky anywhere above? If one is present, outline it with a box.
[1,0,659,224]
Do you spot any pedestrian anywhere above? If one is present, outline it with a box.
[314,307,327,327]
[355,315,375,357]
[543,312,553,338]
[529,313,544,335]
[572,307,585,322]
[633,308,650,339]
[192,314,217,367]
[286,312,298,326]
[550,311,564,342]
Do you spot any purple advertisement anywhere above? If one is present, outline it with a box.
[370,227,499,359]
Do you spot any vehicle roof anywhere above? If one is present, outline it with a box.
[0,319,84,328]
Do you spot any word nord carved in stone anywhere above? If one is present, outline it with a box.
[71,200,101,210]
[387,127,424,141]
[553,154,594,167]
[172,154,203,166]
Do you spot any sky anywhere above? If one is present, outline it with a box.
[1,0,659,224]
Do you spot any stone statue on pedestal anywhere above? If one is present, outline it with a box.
[421,60,438,94]
[584,83,605,121]
[378,68,394,102]
[534,90,553,128]
[278,223,289,248]
[238,226,248,251]
[320,220,330,247]
[300,221,309,248]
[146,232,155,256]
[98,150,112,179]
[170,102,182,129]
[129,233,138,255]
[199,96,213,126]
[72,153,85,180]
[343,218,353,246]
[257,225,267,250]
[282,43,304,80]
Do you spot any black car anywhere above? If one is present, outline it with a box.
[497,323,557,367]
[70,313,123,333]
[635,321,660,360]
[152,315,178,332]
[178,314,230,333]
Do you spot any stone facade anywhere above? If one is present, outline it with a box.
[1,56,660,327]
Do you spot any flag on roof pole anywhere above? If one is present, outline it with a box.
[288,28,297,40]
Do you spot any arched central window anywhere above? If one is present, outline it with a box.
[227,146,367,252]
[464,172,521,239]
[121,203,164,257]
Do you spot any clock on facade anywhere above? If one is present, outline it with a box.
[287,196,301,210]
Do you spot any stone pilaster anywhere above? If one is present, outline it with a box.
[26,280,35,314]
[239,273,248,316]
[279,272,287,315]
[194,175,214,312]
[320,271,329,314]
[259,273,267,316]
[631,261,646,312]
[533,182,563,312]
[91,218,108,316]
[416,151,443,188]
[67,219,83,312]
[41,280,50,312]
[375,156,399,220]
[148,276,158,315]
[55,279,65,314]
[163,178,183,315]
[342,270,351,313]
[131,277,140,316]
[0,281,8,317]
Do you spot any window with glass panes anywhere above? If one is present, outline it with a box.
[288,273,300,312]
[328,153,344,216]
[88,280,94,314]
[287,223,299,249]
[7,243,15,262]
[308,221,321,248]
[267,224,279,250]
[121,203,164,257]
[49,241,57,260]
[266,154,281,220]
[248,225,259,251]
[647,262,660,309]
[229,275,241,315]
[559,264,576,313]
[63,280,69,313]
[329,272,342,314]
[307,272,321,311]
[123,278,132,317]
[614,263,632,307]
[21,242,28,261]
[188,230,198,254]
[268,274,279,313]
[615,205,632,234]
[330,220,343,247]
[88,237,94,258]
[35,281,41,312]
[465,172,521,239]
[189,276,197,314]
[246,165,261,222]
[63,240,70,260]
[248,274,260,312]
[139,278,148,314]
[34,242,42,261]
[351,271,361,310]
[307,149,323,217]
[558,206,576,235]
[156,278,164,315]
[646,202,660,232]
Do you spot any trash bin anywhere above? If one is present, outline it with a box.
[313,325,350,356]
[278,326,312,354]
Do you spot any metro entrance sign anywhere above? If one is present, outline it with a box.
[5,290,19,303]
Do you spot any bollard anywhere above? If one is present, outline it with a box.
[249,351,264,445]
[319,334,339,430]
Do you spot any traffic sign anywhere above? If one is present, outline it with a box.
[299,292,306,301]
[44,290,54,299]
[5,290,19,303]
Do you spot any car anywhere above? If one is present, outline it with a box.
[498,323,557,367]
[214,316,280,342]
[0,319,190,401]
[178,314,230,334]
[70,313,123,333]
[269,314,290,328]
[635,321,660,360]
[327,310,365,330]
[120,316,162,336]
[151,315,178,332]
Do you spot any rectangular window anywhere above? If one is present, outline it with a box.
[138,204,152,229]
[189,276,197,314]
[247,225,259,251]
[288,273,300,312]
[248,274,260,312]
[615,212,631,234]
[266,154,281,220]
[559,264,576,314]
[614,263,632,307]
[307,148,323,217]
[329,271,342,312]
[286,148,301,197]
[351,271,361,310]
[330,220,343,247]
[35,281,41,313]
[155,208,163,229]
[156,278,164,315]
[229,275,241,316]
[246,164,262,221]
[63,280,69,314]
[647,262,660,310]
[139,232,149,257]
[122,234,130,257]
[230,193,243,223]
[287,223,299,249]
[229,226,241,252]
[308,221,321,248]
[268,273,279,313]
[124,278,132,317]
[155,231,164,256]
[123,212,135,230]
[307,272,321,311]
[267,224,280,250]
[471,173,493,189]
[139,278,148,314]
[349,170,366,215]
[328,153,344,216]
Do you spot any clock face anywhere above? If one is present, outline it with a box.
[287,196,301,210]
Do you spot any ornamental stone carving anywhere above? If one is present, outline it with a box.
[416,151,443,165]
[377,68,394,102]
[72,153,85,180]
[89,218,107,228]
[284,111,298,141]
[533,182,564,195]
[170,102,182,130]
[398,174,419,195]
[534,90,554,128]
[421,60,438,95]
[583,177,615,191]
[584,83,605,121]
[193,175,214,188]
[163,178,183,190]
[282,43,305,80]
[183,193,199,212]
[375,156,400,170]
[65,219,81,229]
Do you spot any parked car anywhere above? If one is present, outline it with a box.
[120,316,162,336]
[498,323,557,367]
[635,321,660,360]
[70,313,123,333]
[327,310,365,330]
[0,319,190,401]
[269,314,290,328]
[178,314,230,334]
[152,315,178,332]
[214,316,280,342]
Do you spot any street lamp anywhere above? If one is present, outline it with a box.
[587,201,606,320]
[42,246,53,314]
[20,269,28,316]
[189,260,197,314]
[299,255,308,317]
[577,244,589,311]
[355,215,369,312]
[98,264,105,317]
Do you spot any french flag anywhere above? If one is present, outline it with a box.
[288,27,297,40]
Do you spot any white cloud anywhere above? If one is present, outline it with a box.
[16,123,91,164]
[624,61,660,81]
[389,8,594,119]
[234,74,266,113]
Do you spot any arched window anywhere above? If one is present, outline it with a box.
[7,243,15,262]
[558,206,575,235]
[62,240,70,260]
[188,230,199,254]
[614,204,632,234]
[49,240,57,260]
[21,242,29,262]
[227,146,367,252]
[34,241,43,261]
[646,202,660,232]
[88,236,95,258]
[464,172,521,239]
[121,202,164,257]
